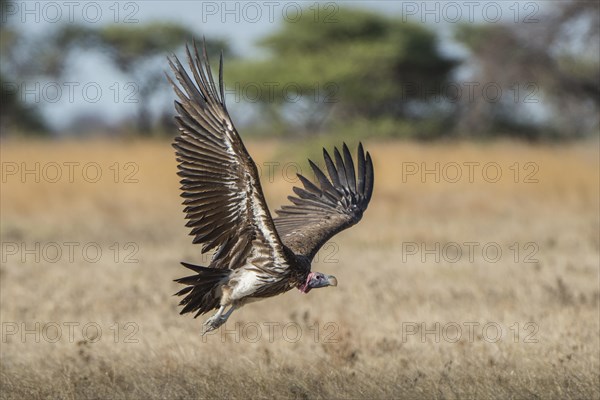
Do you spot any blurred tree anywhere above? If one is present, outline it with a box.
[0,0,48,134]
[48,22,227,134]
[94,23,195,134]
[1,12,225,136]
[454,1,599,139]
[226,8,456,136]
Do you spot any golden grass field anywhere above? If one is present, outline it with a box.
[1,138,598,399]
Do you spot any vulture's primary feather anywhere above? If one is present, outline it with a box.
[168,41,374,334]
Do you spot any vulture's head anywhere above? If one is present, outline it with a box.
[298,271,338,293]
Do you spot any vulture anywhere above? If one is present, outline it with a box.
[167,42,374,334]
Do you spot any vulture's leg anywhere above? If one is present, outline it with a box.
[201,305,238,335]
[222,305,237,321]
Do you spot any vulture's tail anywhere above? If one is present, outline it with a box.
[174,262,230,318]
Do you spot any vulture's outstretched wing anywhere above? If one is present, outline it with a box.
[274,143,374,260]
[168,42,287,271]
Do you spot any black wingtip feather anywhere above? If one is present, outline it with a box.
[323,148,341,188]
[333,147,349,191]
[357,143,366,195]
[297,173,322,195]
[364,151,374,203]
[219,51,225,107]
[342,143,357,193]
[180,261,208,273]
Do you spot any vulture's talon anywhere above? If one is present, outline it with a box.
[201,316,226,335]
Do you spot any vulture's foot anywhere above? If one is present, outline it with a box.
[201,305,237,335]
[201,314,227,335]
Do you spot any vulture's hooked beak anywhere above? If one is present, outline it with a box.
[327,275,338,287]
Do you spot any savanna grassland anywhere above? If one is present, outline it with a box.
[1,138,598,399]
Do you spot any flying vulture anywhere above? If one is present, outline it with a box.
[167,42,374,334]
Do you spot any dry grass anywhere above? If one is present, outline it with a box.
[1,138,598,399]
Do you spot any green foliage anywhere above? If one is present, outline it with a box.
[0,0,49,134]
[96,23,222,72]
[226,8,456,136]
[92,23,227,134]
[46,22,226,134]
[0,72,47,132]
[46,22,204,74]
[454,24,494,53]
